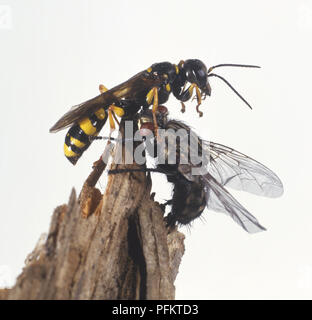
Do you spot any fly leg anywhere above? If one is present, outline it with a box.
[108,167,167,175]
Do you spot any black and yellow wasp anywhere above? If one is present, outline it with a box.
[114,106,283,233]
[50,59,260,164]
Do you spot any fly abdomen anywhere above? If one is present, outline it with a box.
[166,175,206,227]
[64,108,108,165]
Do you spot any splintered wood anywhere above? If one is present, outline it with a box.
[3,139,185,300]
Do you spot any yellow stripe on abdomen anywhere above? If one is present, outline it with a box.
[64,143,79,157]
[94,108,106,120]
[70,136,86,148]
[79,118,97,135]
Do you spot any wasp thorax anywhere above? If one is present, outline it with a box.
[150,62,177,83]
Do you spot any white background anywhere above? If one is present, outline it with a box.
[0,0,311,299]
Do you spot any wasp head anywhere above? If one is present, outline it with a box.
[182,59,211,96]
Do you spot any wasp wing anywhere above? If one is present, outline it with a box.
[49,93,114,132]
[202,141,284,198]
[201,174,266,233]
[50,71,163,132]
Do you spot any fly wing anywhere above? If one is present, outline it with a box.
[164,119,283,198]
[50,70,163,132]
[203,142,284,198]
[162,119,276,232]
[201,174,266,233]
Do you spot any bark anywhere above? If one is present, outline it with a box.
[3,134,185,300]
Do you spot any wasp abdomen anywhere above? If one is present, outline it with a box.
[64,108,108,165]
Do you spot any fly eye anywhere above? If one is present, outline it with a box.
[139,123,154,136]
[157,105,168,115]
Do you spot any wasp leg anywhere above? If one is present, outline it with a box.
[178,60,185,68]
[177,83,203,117]
[179,82,187,113]
[193,83,203,117]
[100,84,125,128]
[146,87,160,139]
[180,101,186,113]
[107,107,117,141]
[111,108,120,126]
[106,104,124,141]
[98,84,115,143]
[108,107,116,135]
[99,84,109,93]
[98,83,125,146]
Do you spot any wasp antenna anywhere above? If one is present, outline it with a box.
[208,64,261,73]
[208,73,253,110]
